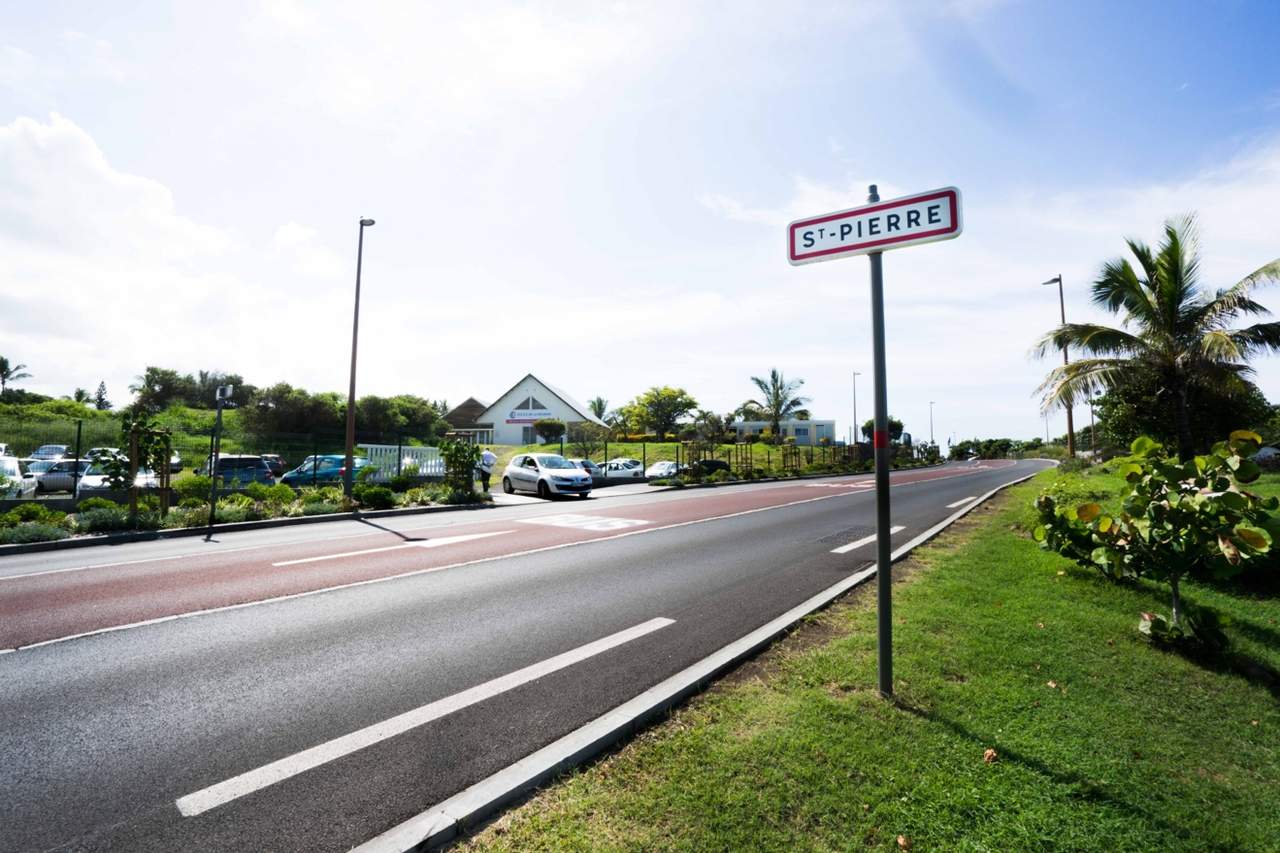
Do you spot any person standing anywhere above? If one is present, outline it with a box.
[478,446,497,491]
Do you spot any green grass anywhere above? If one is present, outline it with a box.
[463,470,1280,851]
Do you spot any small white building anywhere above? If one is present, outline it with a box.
[468,374,607,446]
[732,418,837,446]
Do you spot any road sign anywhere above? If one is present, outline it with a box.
[790,183,962,700]
[787,186,962,265]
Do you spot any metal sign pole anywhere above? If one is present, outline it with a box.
[866,183,893,698]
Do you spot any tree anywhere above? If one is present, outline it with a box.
[129,366,197,414]
[588,396,608,419]
[860,416,905,442]
[0,357,31,394]
[533,418,566,444]
[569,422,607,458]
[742,369,810,444]
[94,382,112,411]
[71,388,90,404]
[625,387,699,441]
[1093,371,1270,453]
[1034,216,1280,460]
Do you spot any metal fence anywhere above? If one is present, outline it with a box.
[0,415,444,502]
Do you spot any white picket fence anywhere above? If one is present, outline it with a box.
[357,444,445,481]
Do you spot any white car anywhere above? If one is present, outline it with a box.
[502,453,592,499]
[0,456,37,499]
[600,458,645,480]
[0,443,12,457]
[645,460,684,479]
[75,464,159,497]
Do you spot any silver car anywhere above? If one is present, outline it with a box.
[75,465,159,497]
[502,453,592,498]
[0,457,37,499]
[38,459,92,493]
[31,444,71,461]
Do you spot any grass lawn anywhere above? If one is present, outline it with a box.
[462,468,1280,851]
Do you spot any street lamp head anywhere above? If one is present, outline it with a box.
[360,218,375,227]
[1040,275,1062,286]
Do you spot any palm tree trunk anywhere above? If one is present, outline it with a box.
[1174,384,1195,462]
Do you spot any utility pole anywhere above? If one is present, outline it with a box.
[929,400,935,445]
[344,217,375,496]
[852,370,862,445]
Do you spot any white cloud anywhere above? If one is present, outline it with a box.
[270,221,343,278]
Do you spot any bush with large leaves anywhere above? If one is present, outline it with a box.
[1035,430,1277,644]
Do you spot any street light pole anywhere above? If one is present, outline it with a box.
[1041,274,1075,457]
[929,400,935,446]
[344,217,375,497]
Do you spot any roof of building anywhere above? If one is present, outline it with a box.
[478,374,607,427]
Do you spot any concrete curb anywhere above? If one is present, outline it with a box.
[352,465,1049,852]
[0,502,499,558]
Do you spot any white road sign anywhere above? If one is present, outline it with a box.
[787,186,963,265]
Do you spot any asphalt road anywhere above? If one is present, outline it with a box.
[0,460,1050,852]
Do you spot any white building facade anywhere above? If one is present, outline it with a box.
[474,374,607,446]
[731,418,837,446]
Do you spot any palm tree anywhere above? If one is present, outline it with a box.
[588,396,608,419]
[0,357,31,394]
[1034,216,1280,461]
[743,369,811,444]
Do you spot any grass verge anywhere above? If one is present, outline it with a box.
[462,469,1280,851]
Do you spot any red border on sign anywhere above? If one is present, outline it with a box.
[788,188,960,262]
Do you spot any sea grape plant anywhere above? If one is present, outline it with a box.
[1034,431,1278,642]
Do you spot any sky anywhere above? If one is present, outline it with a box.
[2,0,1280,444]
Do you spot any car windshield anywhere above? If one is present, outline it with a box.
[535,455,575,469]
[0,459,19,477]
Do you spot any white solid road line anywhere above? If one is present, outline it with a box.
[175,616,675,817]
[946,496,978,508]
[831,525,905,554]
[270,531,512,567]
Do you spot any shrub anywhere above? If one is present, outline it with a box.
[1057,457,1093,474]
[389,464,422,493]
[1036,431,1277,646]
[2,503,67,529]
[174,475,212,503]
[162,506,207,529]
[214,505,250,524]
[74,506,132,533]
[301,500,344,516]
[707,470,733,483]
[76,497,119,512]
[353,484,397,510]
[0,523,69,544]
[244,482,297,505]
[300,486,346,505]
[178,497,206,509]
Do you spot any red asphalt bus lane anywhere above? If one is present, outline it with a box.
[0,463,1011,650]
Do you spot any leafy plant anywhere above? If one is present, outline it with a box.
[439,439,480,495]
[173,475,213,503]
[352,484,397,509]
[0,523,68,544]
[74,506,132,533]
[75,497,119,512]
[1035,431,1278,644]
[533,419,566,443]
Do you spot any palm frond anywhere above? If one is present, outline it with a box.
[1030,323,1146,360]
[1035,358,1129,412]
[1158,215,1201,332]
[1228,321,1280,359]
[1092,257,1161,329]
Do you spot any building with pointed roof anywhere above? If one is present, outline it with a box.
[453,374,606,445]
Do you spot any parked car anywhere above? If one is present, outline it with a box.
[168,452,183,473]
[85,447,121,461]
[567,458,603,478]
[206,454,276,486]
[502,453,592,498]
[75,465,158,497]
[0,456,37,499]
[0,443,12,457]
[606,457,643,468]
[600,459,645,480]
[22,457,58,488]
[261,454,287,476]
[690,459,731,476]
[645,460,685,479]
[280,455,369,486]
[31,444,70,461]
[37,459,92,493]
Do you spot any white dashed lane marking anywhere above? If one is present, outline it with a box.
[831,526,905,554]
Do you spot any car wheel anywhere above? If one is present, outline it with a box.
[537,481,550,500]
[502,477,514,494]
